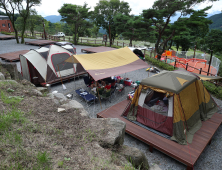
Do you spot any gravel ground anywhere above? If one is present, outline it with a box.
[0,35,222,170]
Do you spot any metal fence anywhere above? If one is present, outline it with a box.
[175,51,221,75]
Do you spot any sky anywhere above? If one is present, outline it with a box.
[33,0,222,18]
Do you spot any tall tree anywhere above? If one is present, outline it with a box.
[58,3,91,44]
[93,0,131,46]
[205,29,222,53]
[114,14,154,46]
[142,0,218,58]
[0,0,41,43]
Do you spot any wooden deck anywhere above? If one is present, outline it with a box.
[25,40,55,46]
[97,100,222,170]
[0,50,29,62]
[0,35,15,40]
[81,46,117,53]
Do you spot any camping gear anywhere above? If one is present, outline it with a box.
[19,44,86,86]
[65,47,149,81]
[123,70,221,145]
[124,79,132,86]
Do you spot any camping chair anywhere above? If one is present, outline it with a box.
[100,89,112,104]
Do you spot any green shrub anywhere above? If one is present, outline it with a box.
[0,31,13,35]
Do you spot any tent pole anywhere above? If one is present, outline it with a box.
[96,83,102,109]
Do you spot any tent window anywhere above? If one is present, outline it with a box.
[143,90,169,116]
[51,53,75,72]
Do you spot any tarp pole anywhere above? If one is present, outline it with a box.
[96,82,102,109]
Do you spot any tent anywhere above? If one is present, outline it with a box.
[20,44,86,85]
[123,70,221,144]
[65,47,149,81]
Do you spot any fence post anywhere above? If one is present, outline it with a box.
[199,68,202,74]
[105,41,106,46]
[186,63,189,70]
[117,41,118,46]
[69,37,70,41]
[123,42,124,47]
[81,38,82,43]
[95,40,96,44]
[174,60,177,69]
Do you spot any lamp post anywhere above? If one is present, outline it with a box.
[207,48,213,76]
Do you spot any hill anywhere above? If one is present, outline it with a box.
[44,15,62,23]
[208,13,222,31]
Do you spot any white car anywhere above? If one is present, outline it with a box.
[53,32,65,37]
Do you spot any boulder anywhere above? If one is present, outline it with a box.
[60,100,84,109]
[21,79,35,86]
[47,92,67,102]
[0,72,5,80]
[117,145,149,170]
[85,118,126,147]
[36,87,48,93]
[30,89,43,96]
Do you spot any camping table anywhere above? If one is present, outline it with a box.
[75,89,97,107]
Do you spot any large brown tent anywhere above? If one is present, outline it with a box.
[123,70,221,144]
[65,47,149,81]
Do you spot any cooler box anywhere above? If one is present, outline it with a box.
[124,79,132,86]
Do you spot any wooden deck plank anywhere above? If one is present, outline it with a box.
[0,35,15,40]
[97,100,222,168]
[0,50,29,62]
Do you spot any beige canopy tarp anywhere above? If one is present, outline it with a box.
[65,47,149,81]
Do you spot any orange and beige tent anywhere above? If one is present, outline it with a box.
[65,47,149,81]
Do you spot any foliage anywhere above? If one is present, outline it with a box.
[204,29,222,53]
[114,14,153,46]
[0,0,41,43]
[142,0,218,57]
[203,81,222,99]
[145,55,176,71]
[58,3,92,44]
[93,0,131,46]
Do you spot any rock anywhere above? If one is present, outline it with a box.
[58,108,66,113]
[106,118,126,145]
[0,80,18,84]
[85,118,126,147]
[21,79,35,86]
[79,109,89,117]
[30,89,43,96]
[47,92,67,102]
[149,164,162,170]
[52,93,67,102]
[118,145,149,170]
[60,100,84,109]
[0,72,5,80]
[36,87,48,93]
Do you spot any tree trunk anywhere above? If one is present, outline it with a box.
[169,40,173,49]
[14,29,19,43]
[129,39,132,47]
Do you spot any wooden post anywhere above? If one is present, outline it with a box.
[207,50,213,76]
[165,56,167,63]
[117,41,118,46]
[186,63,189,70]
[95,39,96,44]
[174,60,177,69]
[69,37,70,41]
[199,68,202,74]
[105,41,106,46]
[123,42,124,47]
